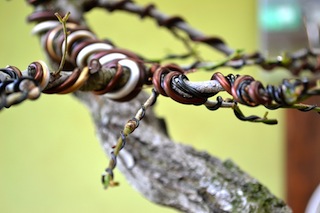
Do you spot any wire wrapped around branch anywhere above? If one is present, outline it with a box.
[2,4,319,121]
[84,0,320,77]
[188,49,320,76]
[0,62,48,110]
[27,10,148,102]
[151,63,320,123]
[102,89,159,188]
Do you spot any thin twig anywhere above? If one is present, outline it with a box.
[54,12,70,77]
[102,89,159,188]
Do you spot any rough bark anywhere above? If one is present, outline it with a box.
[30,0,292,212]
[75,91,291,213]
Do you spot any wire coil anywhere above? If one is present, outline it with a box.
[28,10,148,102]
[151,63,316,111]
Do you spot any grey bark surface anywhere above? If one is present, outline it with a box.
[75,91,291,213]
[33,1,292,212]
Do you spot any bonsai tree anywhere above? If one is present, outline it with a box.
[1,0,318,212]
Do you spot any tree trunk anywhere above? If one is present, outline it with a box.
[75,90,291,213]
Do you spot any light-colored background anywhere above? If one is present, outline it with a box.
[0,1,284,212]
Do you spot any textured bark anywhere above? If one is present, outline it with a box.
[75,91,291,213]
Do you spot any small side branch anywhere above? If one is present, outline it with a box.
[86,0,234,56]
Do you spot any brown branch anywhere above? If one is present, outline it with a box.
[85,0,234,56]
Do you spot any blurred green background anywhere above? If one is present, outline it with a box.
[0,1,285,212]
